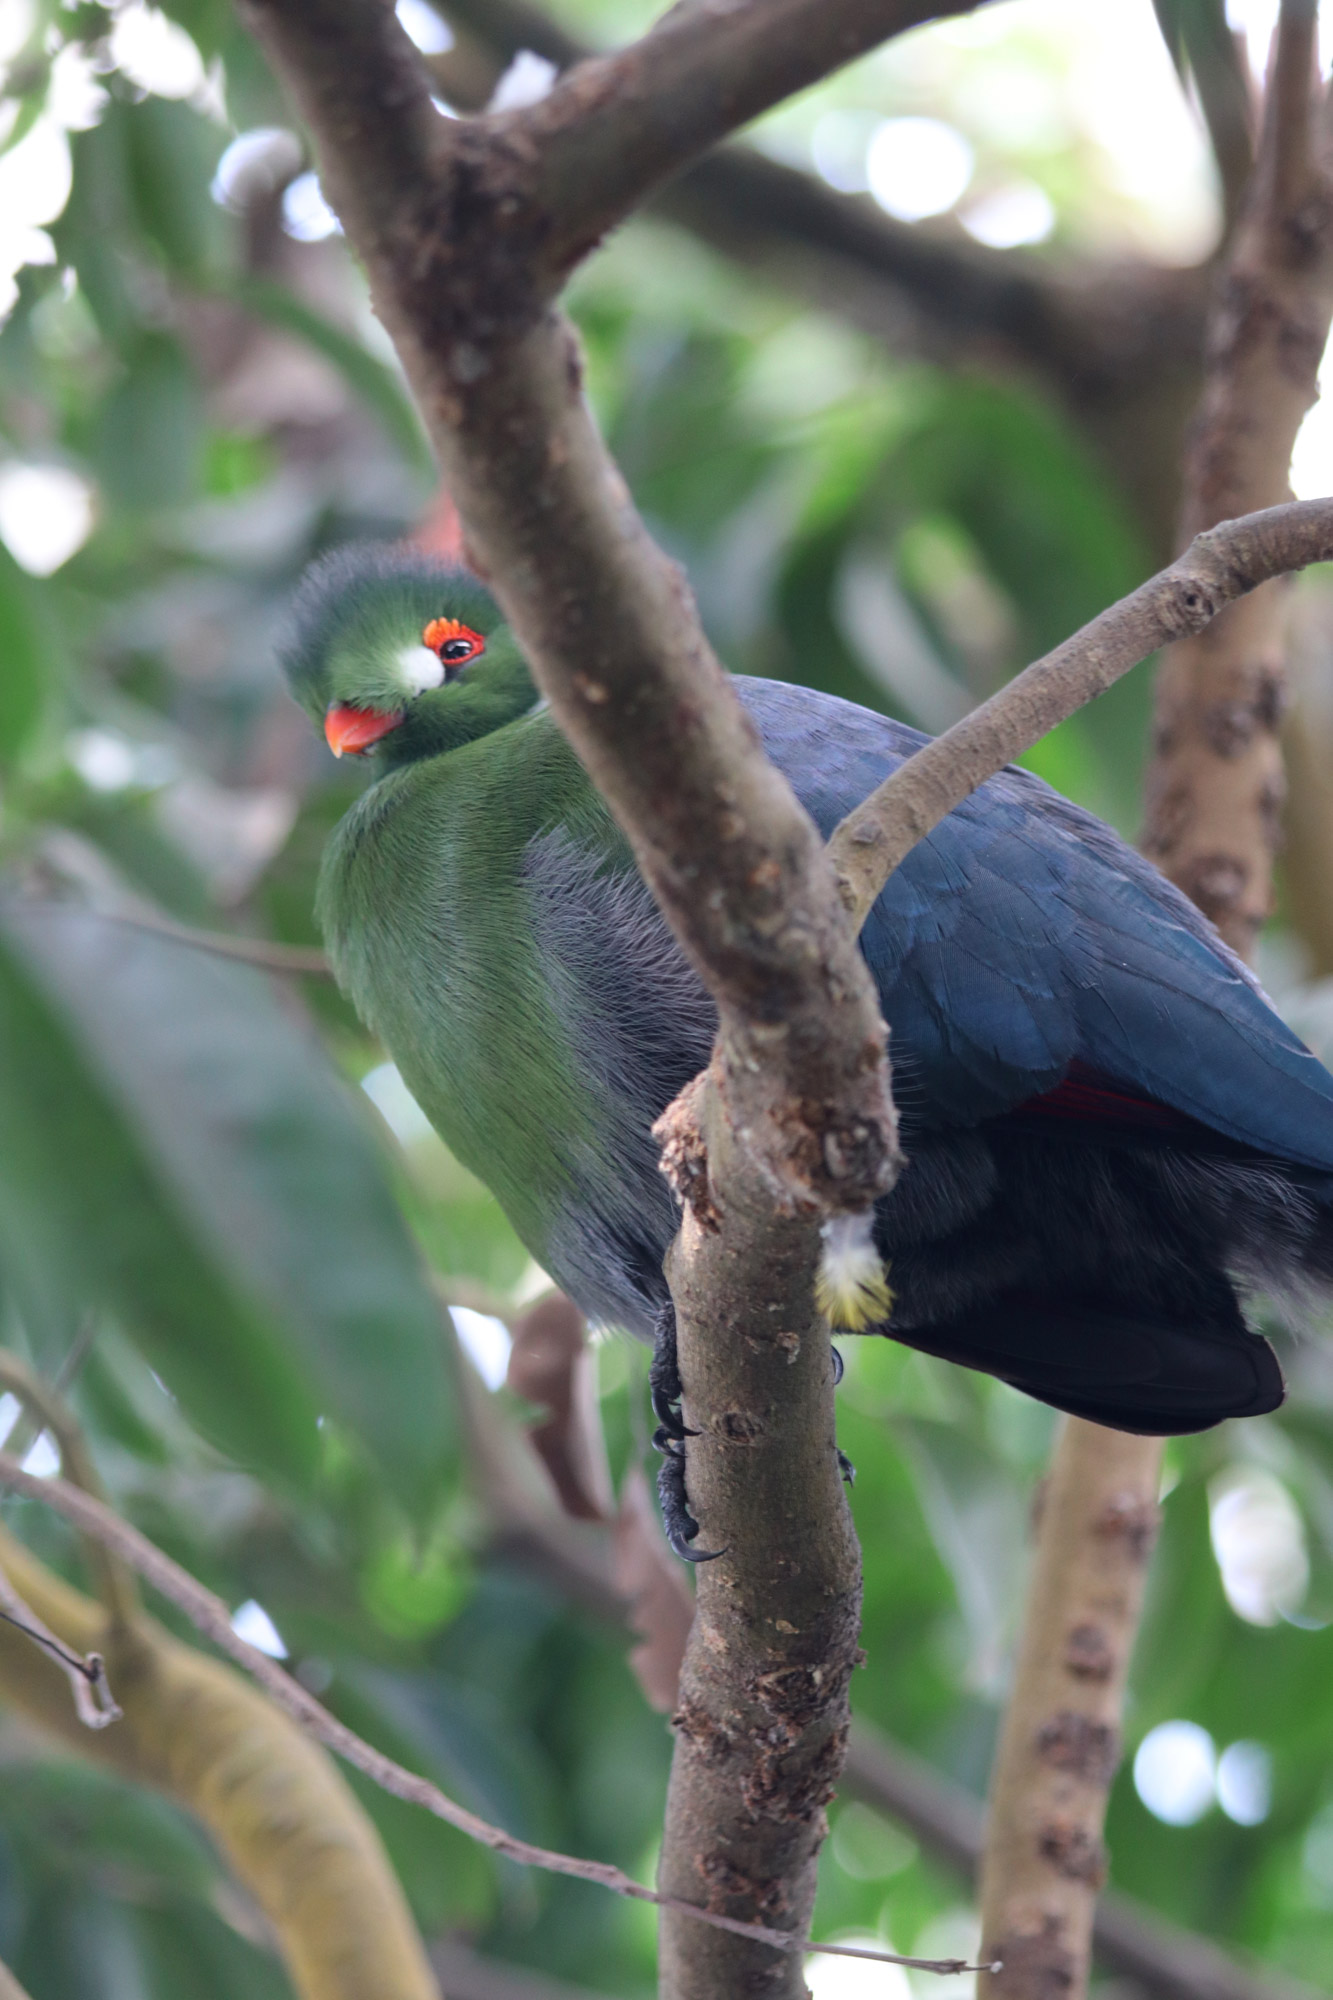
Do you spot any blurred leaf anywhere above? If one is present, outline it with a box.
[0,549,58,767]
[1151,0,1253,214]
[54,118,140,351]
[91,334,203,510]
[0,894,458,1511]
[122,97,227,281]
[0,905,317,1481]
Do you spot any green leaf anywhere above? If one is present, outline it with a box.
[0,893,458,1512]
[122,97,227,281]
[0,906,317,1482]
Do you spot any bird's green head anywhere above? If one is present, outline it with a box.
[280,543,537,765]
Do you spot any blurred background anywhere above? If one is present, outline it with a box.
[3,0,1333,1994]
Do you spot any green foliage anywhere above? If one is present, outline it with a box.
[0,4,1329,1996]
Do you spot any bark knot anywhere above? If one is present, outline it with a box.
[1036,1815,1107,1886]
[654,1074,719,1228]
[719,1408,766,1445]
[1063,1622,1114,1683]
[672,1695,733,1762]
[1179,850,1250,923]
[985,1915,1077,2000]
[1034,1711,1120,1785]
[1094,1490,1160,1561]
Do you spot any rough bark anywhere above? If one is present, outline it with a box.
[974,16,1332,1995]
[459,1308,1323,2000]
[1142,0,1333,955]
[657,1108,861,2000]
[243,0,914,1232]
[975,1428,1161,2000]
[232,7,929,1983]
[229,6,1333,1994]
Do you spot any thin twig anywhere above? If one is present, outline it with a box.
[0,1571,120,1729]
[0,1313,98,1466]
[0,1454,993,1977]
[826,495,1333,927]
[56,907,332,978]
[0,1355,138,1627]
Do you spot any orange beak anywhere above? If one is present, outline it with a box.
[325,703,404,757]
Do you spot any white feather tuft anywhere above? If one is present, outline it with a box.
[815,1213,893,1331]
[395,643,446,696]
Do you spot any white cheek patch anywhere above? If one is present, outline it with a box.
[395,644,446,696]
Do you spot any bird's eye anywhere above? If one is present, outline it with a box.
[422,616,485,669]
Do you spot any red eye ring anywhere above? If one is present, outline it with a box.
[423,617,485,667]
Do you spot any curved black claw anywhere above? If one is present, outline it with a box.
[656,1442,725,1563]
[651,1302,723,1561]
[838,1448,856,1487]
[649,1300,694,1442]
[831,1344,844,1387]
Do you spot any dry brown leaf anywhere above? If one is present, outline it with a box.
[506,1295,613,1523]
[614,1468,694,1713]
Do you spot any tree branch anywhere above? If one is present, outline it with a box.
[976,1426,1161,1997]
[826,494,1333,924]
[841,1724,1323,2000]
[0,1519,441,2000]
[970,25,1333,1992]
[0,1452,984,1978]
[499,0,985,281]
[0,1352,138,1628]
[1142,0,1333,953]
[245,0,901,1229]
[433,0,1208,557]
[457,1299,1316,2000]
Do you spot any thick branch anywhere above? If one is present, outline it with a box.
[1142,0,1333,953]
[0,1453,975,1979]
[976,1426,1161,1999]
[245,0,903,1222]
[657,1105,861,2000]
[842,1724,1320,2000]
[434,0,1207,558]
[504,0,985,278]
[827,495,1333,925]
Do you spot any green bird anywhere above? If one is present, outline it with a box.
[283,543,1333,1558]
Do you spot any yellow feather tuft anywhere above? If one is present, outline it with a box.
[815,1214,894,1332]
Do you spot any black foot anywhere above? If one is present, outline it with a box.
[838,1448,856,1487]
[649,1300,693,1442]
[831,1344,844,1386]
[651,1301,723,1563]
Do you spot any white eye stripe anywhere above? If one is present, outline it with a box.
[395,643,446,695]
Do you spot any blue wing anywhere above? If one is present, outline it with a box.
[740,678,1333,1173]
